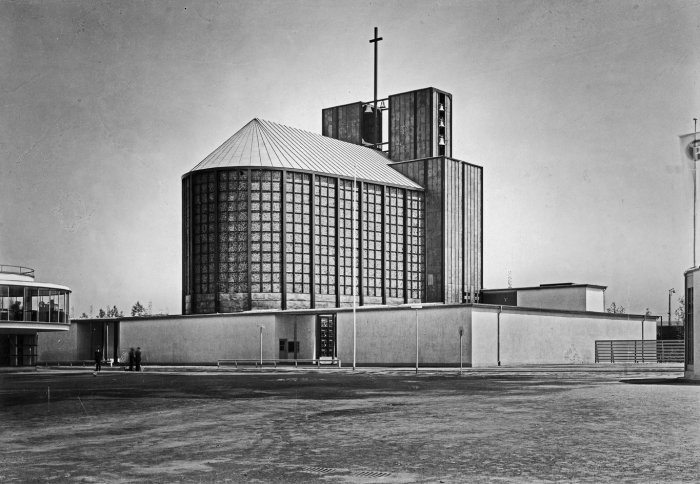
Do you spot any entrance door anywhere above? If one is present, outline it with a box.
[279,339,288,359]
[317,314,336,358]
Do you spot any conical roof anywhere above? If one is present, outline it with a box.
[188,118,422,189]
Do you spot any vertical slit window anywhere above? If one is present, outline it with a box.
[406,190,425,300]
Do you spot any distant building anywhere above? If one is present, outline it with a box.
[482,283,606,312]
[0,265,70,367]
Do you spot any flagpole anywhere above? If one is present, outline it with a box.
[695,118,698,267]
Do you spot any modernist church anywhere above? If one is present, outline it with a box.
[35,84,660,368]
[181,87,483,314]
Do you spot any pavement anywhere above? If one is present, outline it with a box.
[1,364,697,483]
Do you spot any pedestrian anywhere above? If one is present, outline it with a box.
[135,347,142,372]
[94,346,102,373]
[128,347,135,371]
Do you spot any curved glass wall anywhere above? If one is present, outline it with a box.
[0,285,70,323]
[183,168,425,314]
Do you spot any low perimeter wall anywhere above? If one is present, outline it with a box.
[471,306,657,366]
[119,313,277,365]
[336,305,471,366]
[38,305,658,366]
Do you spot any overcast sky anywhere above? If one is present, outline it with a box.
[2,0,699,317]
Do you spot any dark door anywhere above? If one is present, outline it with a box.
[317,314,336,358]
[279,339,288,359]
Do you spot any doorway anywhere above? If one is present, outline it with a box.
[317,314,336,359]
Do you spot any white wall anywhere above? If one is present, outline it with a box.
[37,325,75,361]
[275,314,316,359]
[585,287,606,312]
[336,305,471,366]
[517,287,588,311]
[471,307,656,366]
[119,313,277,364]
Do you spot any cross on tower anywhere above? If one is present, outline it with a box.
[369,27,383,148]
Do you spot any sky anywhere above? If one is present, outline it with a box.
[1,0,699,318]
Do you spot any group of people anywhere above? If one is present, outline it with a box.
[93,346,142,373]
[127,347,142,371]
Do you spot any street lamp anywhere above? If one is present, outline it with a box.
[411,304,422,373]
[668,288,676,328]
[259,325,264,366]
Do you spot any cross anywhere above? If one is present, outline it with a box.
[369,27,383,148]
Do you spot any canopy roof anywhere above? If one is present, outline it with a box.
[188,118,423,190]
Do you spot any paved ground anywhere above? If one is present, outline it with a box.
[0,365,698,483]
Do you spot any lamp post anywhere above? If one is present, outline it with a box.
[668,288,676,328]
[411,304,422,373]
[259,325,264,366]
[352,159,357,371]
[458,326,464,374]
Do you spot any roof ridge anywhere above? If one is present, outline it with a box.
[257,119,304,171]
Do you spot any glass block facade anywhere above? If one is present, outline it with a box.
[285,172,311,295]
[183,168,425,313]
[338,179,359,298]
[314,176,337,297]
[362,184,383,300]
[250,171,282,294]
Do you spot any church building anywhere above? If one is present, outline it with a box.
[182,87,483,314]
[36,32,659,369]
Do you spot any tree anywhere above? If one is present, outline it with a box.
[80,312,88,319]
[675,296,685,323]
[96,306,123,318]
[131,301,146,317]
[106,305,123,318]
[607,302,626,314]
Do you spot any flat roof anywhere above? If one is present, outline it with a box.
[0,279,71,291]
[483,283,607,293]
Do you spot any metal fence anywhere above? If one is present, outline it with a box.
[595,340,684,363]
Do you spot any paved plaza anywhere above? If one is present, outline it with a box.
[1,365,698,483]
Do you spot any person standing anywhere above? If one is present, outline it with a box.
[128,347,135,371]
[94,346,102,373]
[135,347,142,372]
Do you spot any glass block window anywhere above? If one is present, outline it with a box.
[192,172,217,296]
[314,176,336,295]
[385,187,405,298]
[362,183,383,297]
[217,170,249,293]
[406,190,425,299]
[182,177,191,296]
[338,179,359,296]
[250,170,282,293]
[285,172,311,294]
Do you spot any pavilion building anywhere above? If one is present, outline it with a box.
[0,265,70,367]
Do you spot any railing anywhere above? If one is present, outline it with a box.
[39,360,97,367]
[217,358,341,368]
[595,340,684,363]
[0,265,35,277]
